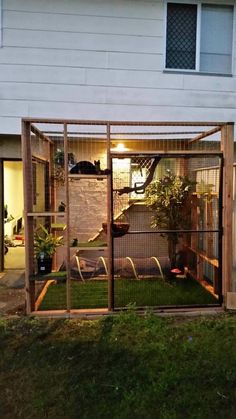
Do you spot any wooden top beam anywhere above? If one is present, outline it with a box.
[30,123,53,144]
[189,126,222,144]
[111,150,223,158]
[44,130,205,136]
[22,118,230,127]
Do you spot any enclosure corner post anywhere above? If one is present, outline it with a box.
[64,123,71,313]
[221,123,234,302]
[107,122,114,311]
[21,120,35,314]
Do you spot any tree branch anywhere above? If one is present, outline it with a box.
[114,157,162,195]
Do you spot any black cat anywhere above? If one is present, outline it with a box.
[70,160,101,174]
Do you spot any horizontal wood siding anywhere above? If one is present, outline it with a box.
[0,0,235,133]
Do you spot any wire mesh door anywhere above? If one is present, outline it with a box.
[112,154,223,309]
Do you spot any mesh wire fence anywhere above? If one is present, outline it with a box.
[112,155,221,308]
[27,122,223,311]
[113,232,220,308]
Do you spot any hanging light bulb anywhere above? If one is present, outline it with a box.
[111,142,129,152]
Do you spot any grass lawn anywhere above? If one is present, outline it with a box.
[0,314,236,418]
[39,276,217,311]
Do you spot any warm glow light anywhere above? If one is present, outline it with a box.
[111,143,129,152]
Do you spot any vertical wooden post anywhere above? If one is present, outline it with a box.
[107,123,114,311]
[0,159,4,272]
[221,123,234,300]
[49,142,55,212]
[22,121,35,314]
[64,123,71,312]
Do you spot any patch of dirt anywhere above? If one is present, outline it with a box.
[0,287,25,316]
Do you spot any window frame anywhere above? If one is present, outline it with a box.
[164,0,235,76]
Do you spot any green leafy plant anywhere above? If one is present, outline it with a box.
[34,225,64,258]
[145,171,195,267]
[52,149,76,185]
[53,149,75,167]
[197,180,214,202]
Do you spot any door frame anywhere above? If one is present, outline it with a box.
[110,152,223,309]
[0,158,22,271]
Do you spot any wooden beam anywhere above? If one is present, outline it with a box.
[22,118,227,127]
[64,123,71,313]
[27,212,66,216]
[107,123,114,311]
[32,154,48,162]
[44,130,204,136]
[35,280,55,311]
[188,247,219,268]
[221,123,234,299]
[22,120,35,314]
[30,123,53,144]
[189,126,222,143]
[111,150,223,158]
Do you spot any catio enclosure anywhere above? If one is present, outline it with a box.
[22,119,234,315]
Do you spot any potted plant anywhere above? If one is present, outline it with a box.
[34,225,64,274]
[145,171,195,269]
[53,149,76,167]
[52,149,76,185]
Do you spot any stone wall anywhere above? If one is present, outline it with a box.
[69,178,107,242]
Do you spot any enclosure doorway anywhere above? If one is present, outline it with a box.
[111,153,223,309]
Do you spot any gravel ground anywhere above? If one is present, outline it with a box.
[0,271,25,316]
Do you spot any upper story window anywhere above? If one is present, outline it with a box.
[165,2,234,74]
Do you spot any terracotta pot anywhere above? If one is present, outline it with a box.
[102,222,130,238]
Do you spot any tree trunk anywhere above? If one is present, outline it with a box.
[168,237,177,268]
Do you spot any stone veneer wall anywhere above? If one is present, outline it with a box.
[69,178,107,242]
[55,139,131,244]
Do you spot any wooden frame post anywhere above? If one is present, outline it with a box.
[107,123,114,311]
[64,123,71,312]
[22,121,35,314]
[221,123,234,300]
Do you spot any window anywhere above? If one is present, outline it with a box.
[165,2,234,74]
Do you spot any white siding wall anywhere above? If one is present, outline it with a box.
[0,0,236,133]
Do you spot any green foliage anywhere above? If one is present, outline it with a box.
[197,179,214,197]
[53,148,65,166]
[145,171,195,231]
[34,224,64,258]
[145,172,195,266]
[1,315,236,418]
[197,180,215,224]
[39,277,217,310]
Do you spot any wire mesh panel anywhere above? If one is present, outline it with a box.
[22,119,231,315]
[112,155,222,308]
[67,127,109,310]
[29,130,69,311]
